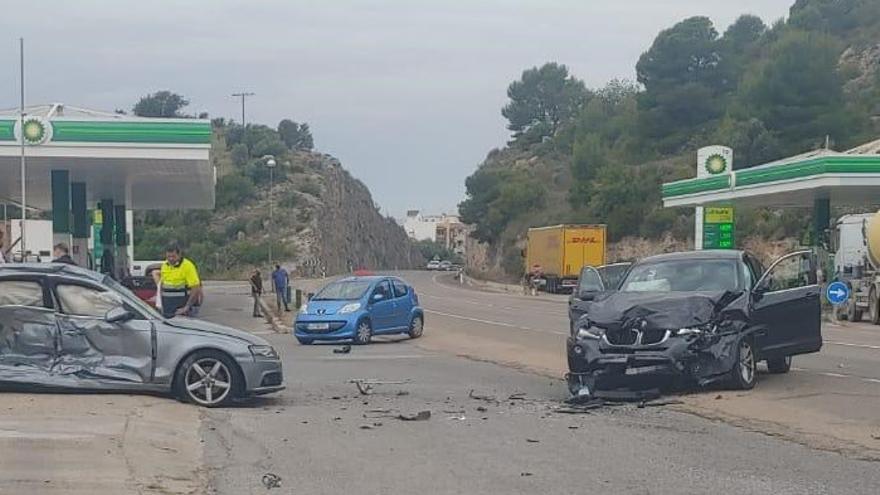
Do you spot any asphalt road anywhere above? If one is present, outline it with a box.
[404,270,880,458]
[199,278,880,494]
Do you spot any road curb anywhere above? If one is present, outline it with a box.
[258,296,287,333]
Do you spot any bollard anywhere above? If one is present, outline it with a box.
[295,289,303,309]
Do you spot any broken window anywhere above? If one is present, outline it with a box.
[0,280,44,307]
[56,284,123,318]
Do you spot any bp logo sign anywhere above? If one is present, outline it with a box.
[16,116,52,145]
[704,153,728,175]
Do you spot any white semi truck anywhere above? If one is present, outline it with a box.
[833,212,880,323]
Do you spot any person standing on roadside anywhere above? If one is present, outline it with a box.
[271,264,291,313]
[250,269,264,318]
[158,244,203,318]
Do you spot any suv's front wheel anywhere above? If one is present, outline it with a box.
[730,338,757,390]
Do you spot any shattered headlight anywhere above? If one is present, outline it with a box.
[675,323,717,336]
[299,303,309,314]
[576,326,605,340]
[250,345,279,360]
[338,302,362,314]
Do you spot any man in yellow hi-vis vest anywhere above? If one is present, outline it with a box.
[157,244,203,318]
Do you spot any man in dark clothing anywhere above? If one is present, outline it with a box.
[250,269,264,318]
[271,265,291,313]
[52,243,77,265]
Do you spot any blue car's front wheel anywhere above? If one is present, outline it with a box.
[353,320,372,345]
[408,315,424,339]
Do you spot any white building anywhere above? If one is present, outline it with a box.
[403,210,468,255]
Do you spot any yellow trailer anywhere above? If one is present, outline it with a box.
[526,224,607,293]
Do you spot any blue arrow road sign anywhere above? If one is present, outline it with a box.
[826,281,850,305]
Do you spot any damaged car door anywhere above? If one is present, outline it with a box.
[0,278,58,384]
[52,281,154,384]
[751,250,822,363]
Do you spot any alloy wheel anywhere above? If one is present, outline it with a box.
[185,358,232,406]
[355,321,372,344]
[739,341,755,385]
[410,316,424,338]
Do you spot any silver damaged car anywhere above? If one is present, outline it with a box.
[0,264,283,407]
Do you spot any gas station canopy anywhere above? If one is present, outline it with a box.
[663,140,880,209]
[0,104,213,210]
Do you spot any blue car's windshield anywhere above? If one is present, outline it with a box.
[314,280,372,300]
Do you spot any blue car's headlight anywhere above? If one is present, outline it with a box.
[299,303,309,314]
[339,302,362,314]
[250,345,279,360]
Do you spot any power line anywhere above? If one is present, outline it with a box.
[231,92,255,127]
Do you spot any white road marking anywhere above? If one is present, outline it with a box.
[823,340,880,351]
[792,367,880,386]
[424,309,568,336]
[819,372,849,378]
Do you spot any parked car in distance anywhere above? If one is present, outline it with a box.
[568,262,632,334]
[295,276,424,345]
[0,263,283,407]
[439,260,453,271]
[426,260,441,271]
[567,250,821,396]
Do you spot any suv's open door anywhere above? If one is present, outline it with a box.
[751,250,822,359]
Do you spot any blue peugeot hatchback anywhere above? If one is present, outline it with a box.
[294,276,424,345]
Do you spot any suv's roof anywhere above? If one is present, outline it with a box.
[639,250,745,264]
[0,263,105,282]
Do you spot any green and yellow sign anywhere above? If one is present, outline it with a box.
[18,116,52,145]
[703,207,735,249]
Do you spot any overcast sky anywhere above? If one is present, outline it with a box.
[0,1,793,218]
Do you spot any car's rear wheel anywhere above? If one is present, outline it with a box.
[730,338,757,390]
[408,315,424,339]
[353,320,372,345]
[176,350,240,407]
[767,355,792,374]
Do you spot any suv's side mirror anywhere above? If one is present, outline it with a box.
[105,307,134,324]
[752,276,771,299]
[578,290,597,301]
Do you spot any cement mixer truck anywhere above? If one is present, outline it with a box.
[833,211,880,323]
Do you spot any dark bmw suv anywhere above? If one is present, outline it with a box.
[566,249,822,395]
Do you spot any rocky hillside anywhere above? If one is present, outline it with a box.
[135,123,423,277]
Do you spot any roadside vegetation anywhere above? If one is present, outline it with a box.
[460,0,880,277]
[131,91,314,275]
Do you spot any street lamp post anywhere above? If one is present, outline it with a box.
[263,156,277,264]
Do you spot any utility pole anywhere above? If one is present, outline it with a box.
[231,92,255,127]
[19,38,27,261]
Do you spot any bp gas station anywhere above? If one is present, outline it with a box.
[0,104,212,275]
[662,141,880,261]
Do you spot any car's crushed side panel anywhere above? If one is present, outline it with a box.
[0,306,153,389]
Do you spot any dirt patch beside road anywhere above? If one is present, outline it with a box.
[0,393,203,495]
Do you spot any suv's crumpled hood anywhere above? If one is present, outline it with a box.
[584,291,743,331]
[165,317,269,346]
